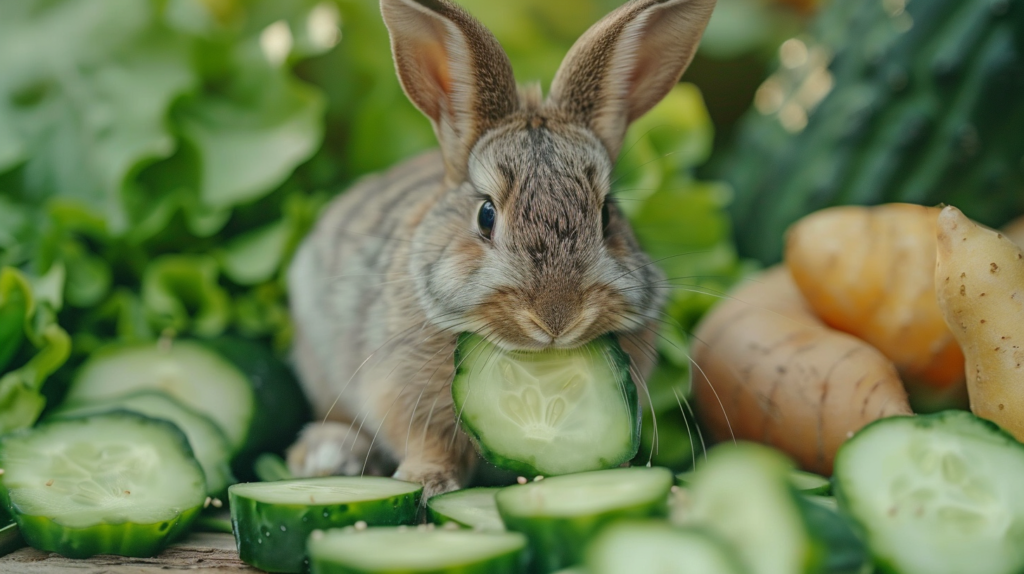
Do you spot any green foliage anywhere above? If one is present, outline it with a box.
[0,267,70,434]
[0,0,748,463]
[723,0,1024,264]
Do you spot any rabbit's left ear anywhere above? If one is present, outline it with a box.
[547,0,716,159]
[381,0,519,180]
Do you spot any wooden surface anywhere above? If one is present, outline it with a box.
[0,533,263,573]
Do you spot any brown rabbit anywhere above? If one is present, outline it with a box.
[286,0,716,498]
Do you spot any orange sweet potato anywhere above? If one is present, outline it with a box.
[785,203,964,391]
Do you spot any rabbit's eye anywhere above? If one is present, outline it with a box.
[478,200,496,239]
[601,201,611,233]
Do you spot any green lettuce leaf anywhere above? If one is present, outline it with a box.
[0,267,71,434]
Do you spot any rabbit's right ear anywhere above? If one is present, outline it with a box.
[547,0,716,160]
[381,0,519,180]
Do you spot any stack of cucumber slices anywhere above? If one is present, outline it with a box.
[0,337,309,558]
[7,333,1024,574]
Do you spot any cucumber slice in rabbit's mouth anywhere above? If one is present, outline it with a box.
[452,333,640,476]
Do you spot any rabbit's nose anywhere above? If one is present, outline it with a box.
[525,311,558,341]
[523,309,587,345]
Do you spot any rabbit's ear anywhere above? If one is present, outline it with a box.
[547,0,716,159]
[381,0,518,179]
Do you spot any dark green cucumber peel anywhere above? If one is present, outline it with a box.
[206,337,312,479]
[0,512,24,558]
[796,495,868,574]
[496,467,674,573]
[307,527,529,574]
[0,412,206,558]
[229,477,423,573]
[9,508,201,558]
[427,487,504,531]
[452,333,640,477]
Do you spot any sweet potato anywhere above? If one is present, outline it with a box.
[691,266,912,475]
[785,203,964,391]
[935,206,1024,441]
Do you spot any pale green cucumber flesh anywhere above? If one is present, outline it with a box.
[0,412,206,557]
[496,467,673,573]
[229,477,423,573]
[51,391,235,494]
[684,444,815,574]
[789,471,831,496]
[585,522,748,574]
[427,487,504,531]
[678,469,831,496]
[834,411,1024,574]
[307,527,527,574]
[64,341,255,451]
[452,333,639,476]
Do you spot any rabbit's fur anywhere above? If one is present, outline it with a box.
[286,0,716,498]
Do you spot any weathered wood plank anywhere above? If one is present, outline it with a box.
[0,533,262,573]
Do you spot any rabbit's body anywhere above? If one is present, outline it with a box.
[286,0,716,497]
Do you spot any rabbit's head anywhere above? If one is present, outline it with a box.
[381,0,715,350]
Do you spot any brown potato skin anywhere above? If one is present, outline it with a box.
[691,266,912,475]
[785,203,964,391]
[935,206,1024,441]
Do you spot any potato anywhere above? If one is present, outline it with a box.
[1004,214,1024,248]
[935,206,1024,441]
[785,204,965,391]
[691,266,912,475]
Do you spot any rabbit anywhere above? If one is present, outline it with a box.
[285,0,717,498]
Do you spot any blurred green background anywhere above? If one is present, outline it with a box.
[4,0,1022,470]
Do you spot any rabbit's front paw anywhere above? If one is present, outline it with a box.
[393,461,462,500]
[286,422,389,477]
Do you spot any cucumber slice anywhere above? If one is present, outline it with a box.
[834,411,1024,574]
[452,333,639,476]
[307,527,528,574]
[428,487,504,531]
[496,467,673,573]
[64,341,255,452]
[205,337,312,474]
[0,412,206,557]
[0,511,23,558]
[51,391,235,494]
[229,476,423,573]
[790,471,831,496]
[678,469,831,496]
[584,522,748,574]
[796,495,867,574]
[682,444,823,574]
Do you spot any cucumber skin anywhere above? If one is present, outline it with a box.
[229,486,422,573]
[796,496,868,574]
[497,485,670,574]
[832,411,1023,574]
[2,507,201,559]
[206,338,312,480]
[308,545,525,574]
[452,333,641,477]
